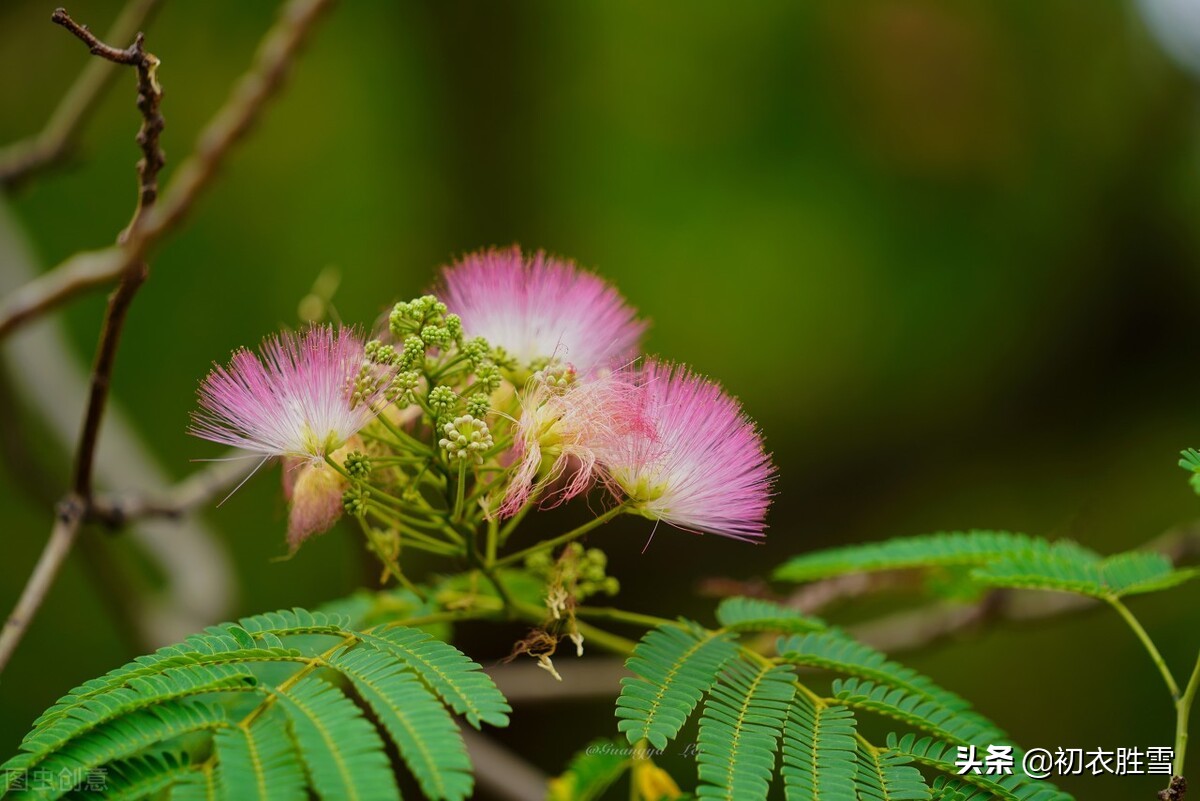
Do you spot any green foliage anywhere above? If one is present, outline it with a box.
[1,608,508,801]
[615,622,739,750]
[213,711,307,801]
[773,531,1082,583]
[970,546,1198,599]
[357,626,511,728]
[274,675,399,801]
[1179,448,1200,496]
[75,751,195,801]
[714,597,825,634]
[831,678,1006,747]
[780,694,858,801]
[888,734,1071,801]
[547,739,632,801]
[775,529,1197,602]
[777,630,972,710]
[696,658,796,799]
[855,745,931,801]
[615,620,1068,801]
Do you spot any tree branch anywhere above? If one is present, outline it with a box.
[0,6,165,677]
[87,456,261,528]
[0,0,162,190]
[0,0,334,341]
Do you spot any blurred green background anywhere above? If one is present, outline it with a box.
[3,1,1200,797]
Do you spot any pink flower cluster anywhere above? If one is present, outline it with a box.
[456,247,775,540]
[190,247,775,545]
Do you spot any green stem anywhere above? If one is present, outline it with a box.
[486,517,499,566]
[452,460,467,522]
[1175,649,1200,775]
[1108,596,1180,699]
[363,508,459,556]
[374,607,497,632]
[356,517,422,597]
[573,606,675,630]
[371,408,433,456]
[496,503,627,567]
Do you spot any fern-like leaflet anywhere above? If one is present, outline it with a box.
[1,608,510,801]
[613,607,1070,800]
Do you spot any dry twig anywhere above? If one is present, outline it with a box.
[0,0,334,675]
[0,0,162,190]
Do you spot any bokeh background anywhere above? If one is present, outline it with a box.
[3,1,1200,798]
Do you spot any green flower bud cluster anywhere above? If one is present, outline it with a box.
[474,364,502,394]
[421,325,452,347]
[428,385,459,416]
[526,543,620,602]
[388,294,448,336]
[465,393,491,418]
[345,451,371,479]
[387,370,422,404]
[438,415,493,464]
[399,335,426,370]
[462,337,491,370]
[351,365,387,408]
[342,486,369,516]
[364,340,400,366]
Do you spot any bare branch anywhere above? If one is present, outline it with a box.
[0,6,165,676]
[0,0,335,675]
[0,0,162,190]
[88,457,260,528]
[0,0,335,341]
[59,4,166,502]
[0,500,86,672]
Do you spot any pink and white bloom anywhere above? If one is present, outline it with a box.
[498,367,650,518]
[439,246,646,374]
[597,361,774,541]
[191,326,389,462]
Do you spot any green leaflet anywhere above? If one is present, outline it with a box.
[275,675,401,801]
[615,622,739,750]
[696,658,796,800]
[329,644,474,801]
[831,678,1007,747]
[971,547,1198,599]
[63,752,194,801]
[777,629,972,709]
[854,745,931,801]
[774,531,1098,583]
[358,626,511,728]
[779,693,858,801]
[17,665,256,761]
[2,606,510,801]
[714,597,825,634]
[214,711,307,801]
[13,701,228,800]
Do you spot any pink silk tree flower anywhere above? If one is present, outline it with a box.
[597,360,774,541]
[191,325,390,463]
[498,367,651,518]
[438,246,646,374]
[286,459,348,552]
